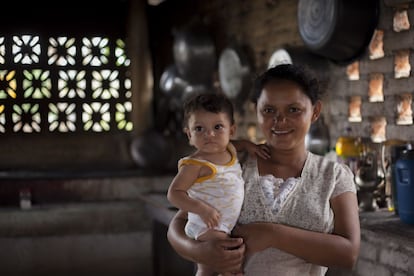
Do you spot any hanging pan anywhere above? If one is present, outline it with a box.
[298,0,379,64]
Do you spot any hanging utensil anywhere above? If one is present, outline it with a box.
[305,115,331,156]
[173,26,216,85]
[298,0,379,63]
[159,64,189,99]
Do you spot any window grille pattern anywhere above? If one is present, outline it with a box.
[0,34,133,133]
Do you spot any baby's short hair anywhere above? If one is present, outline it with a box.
[183,93,235,128]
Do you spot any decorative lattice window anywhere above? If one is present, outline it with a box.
[0,34,133,134]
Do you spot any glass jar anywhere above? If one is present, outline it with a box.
[335,136,363,158]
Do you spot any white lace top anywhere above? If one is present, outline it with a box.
[238,152,356,276]
[260,175,298,215]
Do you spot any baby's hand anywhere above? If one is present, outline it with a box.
[200,205,221,229]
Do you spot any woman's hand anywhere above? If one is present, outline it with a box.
[194,238,246,273]
[232,223,273,256]
[232,139,270,159]
[249,143,271,160]
[167,210,246,274]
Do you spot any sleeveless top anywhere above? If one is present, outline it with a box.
[179,143,245,234]
[238,152,356,276]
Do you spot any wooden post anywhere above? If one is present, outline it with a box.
[127,0,154,135]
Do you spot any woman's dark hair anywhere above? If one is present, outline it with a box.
[251,63,323,105]
[182,93,235,128]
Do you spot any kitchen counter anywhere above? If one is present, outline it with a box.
[141,192,414,275]
[139,191,194,276]
[329,209,414,275]
[359,209,414,243]
[140,192,414,239]
[138,191,177,226]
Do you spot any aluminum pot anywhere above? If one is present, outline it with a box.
[298,0,379,64]
[305,116,330,156]
[159,64,188,98]
[173,27,216,85]
[130,129,173,169]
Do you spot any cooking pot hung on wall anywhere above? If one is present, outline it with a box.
[298,0,379,64]
[172,26,216,85]
[218,46,252,103]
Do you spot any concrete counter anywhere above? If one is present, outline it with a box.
[139,192,194,276]
[0,200,152,276]
[329,209,414,275]
[0,200,146,237]
[140,192,414,276]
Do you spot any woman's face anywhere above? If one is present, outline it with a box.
[256,80,321,151]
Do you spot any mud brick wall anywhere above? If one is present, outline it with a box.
[326,0,414,145]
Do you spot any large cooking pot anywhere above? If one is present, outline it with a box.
[130,129,173,169]
[305,116,330,156]
[159,64,189,98]
[218,46,253,107]
[173,26,216,85]
[298,0,379,64]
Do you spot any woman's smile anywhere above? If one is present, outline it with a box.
[270,128,293,135]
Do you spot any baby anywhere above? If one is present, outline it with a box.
[167,93,268,276]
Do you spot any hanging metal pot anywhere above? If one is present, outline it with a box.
[130,129,173,169]
[159,64,189,99]
[182,83,210,101]
[298,0,379,64]
[173,27,216,85]
[305,116,331,156]
[218,46,252,101]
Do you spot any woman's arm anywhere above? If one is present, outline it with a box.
[233,192,360,269]
[167,210,246,273]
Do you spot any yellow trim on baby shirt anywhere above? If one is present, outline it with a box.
[225,143,237,166]
[179,159,217,183]
[178,143,237,183]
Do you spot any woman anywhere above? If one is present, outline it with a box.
[167,64,360,275]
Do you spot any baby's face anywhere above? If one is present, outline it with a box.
[185,110,234,154]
